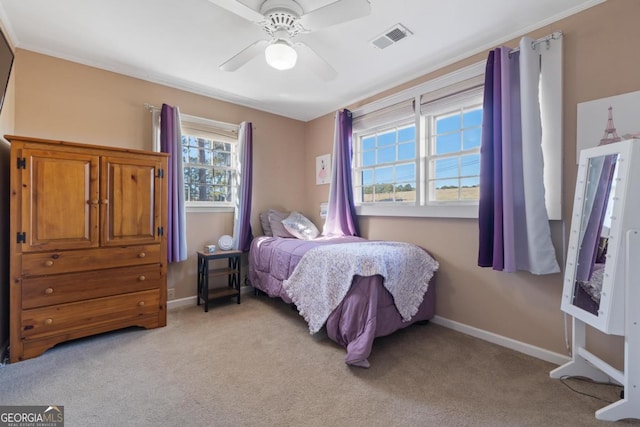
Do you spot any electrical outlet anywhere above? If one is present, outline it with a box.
[167,288,175,299]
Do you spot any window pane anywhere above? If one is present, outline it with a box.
[181,127,237,205]
[398,126,415,142]
[436,114,460,134]
[435,133,460,154]
[433,179,459,201]
[463,108,482,128]
[395,183,416,202]
[213,151,231,167]
[362,136,375,150]
[460,177,480,200]
[362,169,373,185]
[378,132,396,146]
[211,185,232,202]
[375,166,393,184]
[461,154,480,177]
[398,142,415,161]
[434,158,458,179]
[362,150,375,167]
[396,163,415,183]
[463,127,482,150]
[378,146,396,163]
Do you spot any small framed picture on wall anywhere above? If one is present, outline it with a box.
[316,154,331,185]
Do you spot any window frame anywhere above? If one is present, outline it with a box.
[353,120,419,206]
[352,62,486,219]
[421,87,484,207]
[181,114,240,212]
[152,110,240,213]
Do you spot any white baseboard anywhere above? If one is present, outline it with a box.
[431,315,571,366]
[167,286,254,311]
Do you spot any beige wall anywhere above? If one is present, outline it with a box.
[11,49,307,301]
[5,0,638,367]
[304,0,639,368]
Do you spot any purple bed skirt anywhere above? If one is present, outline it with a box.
[248,236,436,367]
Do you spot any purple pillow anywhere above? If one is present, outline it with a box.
[267,209,295,238]
[259,212,273,236]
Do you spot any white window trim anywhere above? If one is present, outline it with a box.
[352,61,485,219]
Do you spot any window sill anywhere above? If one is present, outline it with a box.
[356,203,479,219]
[186,205,234,214]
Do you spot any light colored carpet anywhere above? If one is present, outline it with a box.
[1,293,638,427]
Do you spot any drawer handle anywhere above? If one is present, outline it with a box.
[138,301,145,307]
[101,199,109,205]
[89,199,99,205]
[45,287,54,294]
[138,252,146,258]
[45,318,53,325]
[45,260,54,267]
[138,275,146,281]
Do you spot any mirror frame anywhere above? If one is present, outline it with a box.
[561,138,640,335]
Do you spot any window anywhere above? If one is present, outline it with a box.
[180,116,239,209]
[182,135,235,205]
[423,92,483,203]
[352,70,484,218]
[355,123,417,204]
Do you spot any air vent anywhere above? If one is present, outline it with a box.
[370,24,413,50]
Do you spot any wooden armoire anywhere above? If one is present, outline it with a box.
[7,135,168,362]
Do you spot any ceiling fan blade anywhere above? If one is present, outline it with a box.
[207,0,264,22]
[295,43,337,81]
[220,40,269,71]
[299,0,371,31]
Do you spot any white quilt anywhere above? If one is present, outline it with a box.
[282,241,439,334]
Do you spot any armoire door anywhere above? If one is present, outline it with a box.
[100,155,163,246]
[18,148,100,252]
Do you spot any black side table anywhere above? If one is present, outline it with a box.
[196,250,242,312]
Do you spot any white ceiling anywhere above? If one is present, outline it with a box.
[0,0,603,122]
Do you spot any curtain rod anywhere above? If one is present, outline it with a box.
[509,31,563,55]
[143,103,255,131]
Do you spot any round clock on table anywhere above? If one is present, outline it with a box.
[218,234,233,251]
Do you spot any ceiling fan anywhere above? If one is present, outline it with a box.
[211,0,371,80]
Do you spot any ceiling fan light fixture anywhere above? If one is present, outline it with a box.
[265,40,297,70]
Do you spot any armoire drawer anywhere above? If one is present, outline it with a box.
[22,265,162,309]
[21,289,160,340]
[21,245,161,276]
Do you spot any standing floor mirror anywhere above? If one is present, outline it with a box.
[550,138,640,421]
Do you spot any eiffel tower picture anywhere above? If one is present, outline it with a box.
[599,106,622,146]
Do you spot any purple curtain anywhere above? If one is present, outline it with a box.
[478,43,559,274]
[323,109,360,237]
[232,122,253,252]
[478,48,509,270]
[160,104,187,263]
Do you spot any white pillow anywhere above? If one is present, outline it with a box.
[281,211,320,240]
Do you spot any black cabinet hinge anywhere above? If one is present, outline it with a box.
[157,226,164,237]
[157,169,164,178]
[16,232,26,244]
[16,157,26,169]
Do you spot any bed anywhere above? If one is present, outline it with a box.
[248,234,438,367]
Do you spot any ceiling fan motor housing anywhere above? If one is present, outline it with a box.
[259,0,304,37]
